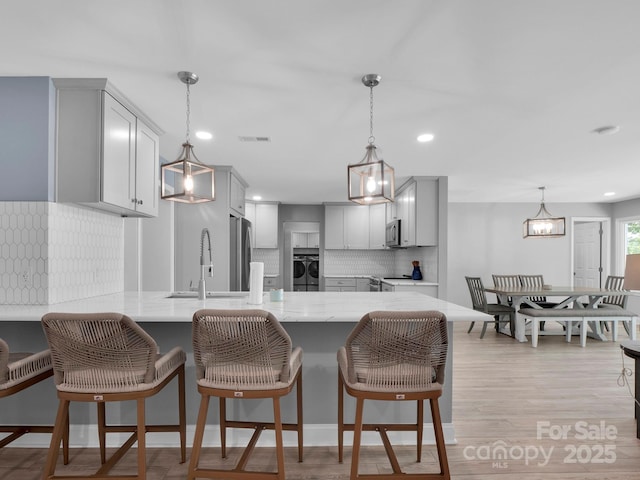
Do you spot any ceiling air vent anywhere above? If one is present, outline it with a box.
[238,136,271,142]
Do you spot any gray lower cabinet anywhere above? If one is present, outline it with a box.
[324,277,356,292]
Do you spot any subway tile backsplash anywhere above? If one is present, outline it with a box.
[0,202,123,305]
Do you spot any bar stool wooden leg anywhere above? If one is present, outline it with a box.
[351,397,365,480]
[42,399,70,480]
[417,399,423,462]
[97,402,106,464]
[187,394,210,480]
[296,371,304,462]
[273,396,285,480]
[219,397,227,458]
[136,398,146,480]
[430,397,450,479]
[178,365,186,463]
[338,372,344,463]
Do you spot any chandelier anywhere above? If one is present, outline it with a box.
[347,74,395,204]
[161,71,215,203]
[523,187,565,238]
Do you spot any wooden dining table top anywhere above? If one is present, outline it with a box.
[484,285,635,297]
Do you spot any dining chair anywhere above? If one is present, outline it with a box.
[598,275,632,335]
[466,276,515,338]
[41,312,187,480]
[337,310,450,480]
[0,338,68,460]
[491,274,521,305]
[518,274,560,308]
[189,309,303,480]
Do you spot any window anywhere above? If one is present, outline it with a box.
[624,220,640,254]
[618,218,640,273]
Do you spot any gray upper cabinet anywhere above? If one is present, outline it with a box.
[393,177,438,247]
[53,78,162,217]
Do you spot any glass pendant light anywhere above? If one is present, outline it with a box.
[348,74,395,204]
[523,187,565,238]
[161,71,215,203]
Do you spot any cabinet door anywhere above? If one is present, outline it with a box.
[405,182,416,247]
[344,205,369,249]
[255,203,278,248]
[102,93,136,210]
[369,203,386,249]
[229,174,245,216]
[245,202,257,245]
[292,232,307,248]
[307,232,320,248]
[134,119,159,216]
[356,278,370,292]
[324,206,345,249]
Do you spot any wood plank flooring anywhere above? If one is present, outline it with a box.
[2,321,639,479]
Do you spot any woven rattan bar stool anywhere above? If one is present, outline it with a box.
[40,312,187,480]
[188,309,303,480]
[0,338,68,460]
[337,310,450,480]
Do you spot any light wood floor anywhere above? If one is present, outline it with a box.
[2,321,639,479]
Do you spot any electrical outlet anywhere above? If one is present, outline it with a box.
[20,267,32,288]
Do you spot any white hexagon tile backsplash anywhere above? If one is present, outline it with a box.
[0,202,124,305]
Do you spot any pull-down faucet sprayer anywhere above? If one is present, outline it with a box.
[198,228,213,300]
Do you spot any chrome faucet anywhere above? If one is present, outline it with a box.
[198,228,213,300]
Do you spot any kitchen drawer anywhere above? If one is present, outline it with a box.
[325,277,356,288]
[325,286,356,292]
[264,276,279,288]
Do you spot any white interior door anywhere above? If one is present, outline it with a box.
[573,221,603,287]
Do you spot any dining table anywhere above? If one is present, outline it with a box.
[484,285,637,343]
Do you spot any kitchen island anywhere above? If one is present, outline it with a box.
[1,291,490,447]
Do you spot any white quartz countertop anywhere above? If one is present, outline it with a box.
[380,279,438,286]
[1,291,489,324]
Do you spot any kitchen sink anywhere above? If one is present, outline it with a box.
[167,291,249,299]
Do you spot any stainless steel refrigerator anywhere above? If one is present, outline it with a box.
[229,217,253,291]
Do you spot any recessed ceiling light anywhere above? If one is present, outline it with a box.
[252,195,262,201]
[417,133,435,143]
[604,192,616,197]
[592,126,620,135]
[195,131,213,140]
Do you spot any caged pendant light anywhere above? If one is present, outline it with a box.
[348,74,395,204]
[522,186,566,238]
[161,71,215,203]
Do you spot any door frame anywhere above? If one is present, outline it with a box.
[570,216,611,287]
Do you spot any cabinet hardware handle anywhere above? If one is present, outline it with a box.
[138,200,143,205]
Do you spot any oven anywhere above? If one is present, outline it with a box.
[369,276,382,292]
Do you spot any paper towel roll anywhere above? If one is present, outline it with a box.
[248,262,264,304]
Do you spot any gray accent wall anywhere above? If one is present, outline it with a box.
[0,77,55,201]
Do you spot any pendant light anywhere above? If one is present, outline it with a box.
[348,74,395,204]
[522,186,565,238]
[161,71,215,203]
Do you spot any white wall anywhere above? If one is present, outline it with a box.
[447,202,612,307]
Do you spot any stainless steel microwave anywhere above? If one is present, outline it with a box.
[385,219,401,247]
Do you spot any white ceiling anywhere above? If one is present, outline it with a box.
[3,0,640,204]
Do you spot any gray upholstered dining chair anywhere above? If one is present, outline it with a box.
[188,309,303,480]
[466,276,515,338]
[337,310,450,480]
[0,338,68,459]
[41,312,187,480]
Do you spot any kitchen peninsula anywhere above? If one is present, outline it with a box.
[1,291,490,447]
